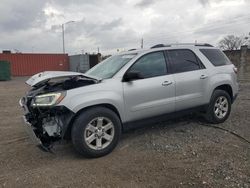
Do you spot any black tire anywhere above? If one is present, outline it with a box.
[71,107,122,158]
[205,89,232,124]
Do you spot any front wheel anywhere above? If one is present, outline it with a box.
[71,107,122,158]
[205,90,232,124]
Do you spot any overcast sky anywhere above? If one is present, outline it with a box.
[0,0,249,55]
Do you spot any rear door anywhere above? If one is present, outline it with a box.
[123,51,175,122]
[166,49,209,111]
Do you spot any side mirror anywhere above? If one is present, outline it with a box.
[123,71,143,82]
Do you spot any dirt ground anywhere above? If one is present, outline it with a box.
[0,76,250,188]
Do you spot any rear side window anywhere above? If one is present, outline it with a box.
[129,51,167,79]
[200,49,231,66]
[167,49,201,74]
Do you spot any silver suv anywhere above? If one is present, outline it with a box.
[20,43,239,157]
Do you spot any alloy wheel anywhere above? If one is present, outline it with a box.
[214,96,229,119]
[84,117,115,150]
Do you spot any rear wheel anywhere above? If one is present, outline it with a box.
[71,107,122,158]
[205,90,231,124]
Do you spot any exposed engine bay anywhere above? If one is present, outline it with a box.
[20,74,99,151]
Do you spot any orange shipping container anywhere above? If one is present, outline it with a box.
[0,53,69,76]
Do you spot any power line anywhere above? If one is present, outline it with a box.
[145,16,250,41]
[143,15,250,39]
[75,15,250,52]
[144,20,250,45]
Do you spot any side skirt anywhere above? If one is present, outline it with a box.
[122,105,208,132]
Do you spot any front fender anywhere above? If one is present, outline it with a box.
[59,91,125,122]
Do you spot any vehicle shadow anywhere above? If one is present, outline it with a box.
[54,113,207,159]
[121,113,205,141]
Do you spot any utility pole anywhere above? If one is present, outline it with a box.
[141,38,144,49]
[61,21,75,54]
[62,24,65,54]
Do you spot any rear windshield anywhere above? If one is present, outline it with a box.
[200,49,231,66]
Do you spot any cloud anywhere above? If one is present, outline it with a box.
[101,18,123,31]
[0,0,47,32]
[198,0,209,6]
[0,0,249,54]
[61,17,138,53]
[135,0,155,8]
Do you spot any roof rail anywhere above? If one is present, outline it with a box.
[151,43,213,49]
[151,44,166,48]
[194,43,213,47]
[128,49,137,51]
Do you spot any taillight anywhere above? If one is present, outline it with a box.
[233,67,238,74]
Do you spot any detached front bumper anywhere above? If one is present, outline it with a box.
[19,97,41,146]
[19,97,75,151]
[22,115,42,146]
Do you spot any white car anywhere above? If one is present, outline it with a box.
[20,43,239,157]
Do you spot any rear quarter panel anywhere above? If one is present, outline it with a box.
[206,64,238,102]
[194,47,239,102]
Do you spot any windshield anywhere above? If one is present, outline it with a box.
[86,54,137,79]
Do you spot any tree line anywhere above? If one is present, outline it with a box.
[218,34,250,50]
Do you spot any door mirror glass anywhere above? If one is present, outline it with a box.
[123,71,143,81]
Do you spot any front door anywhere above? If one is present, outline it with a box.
[122,51,175,122]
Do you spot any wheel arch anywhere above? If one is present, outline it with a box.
[213,84,233,102]
[63,103,123,140]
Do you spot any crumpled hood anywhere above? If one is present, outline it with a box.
[26,71,100,87]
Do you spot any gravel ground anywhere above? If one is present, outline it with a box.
[0,77,249,188]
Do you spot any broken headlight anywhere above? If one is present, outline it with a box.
[32,91,66,107]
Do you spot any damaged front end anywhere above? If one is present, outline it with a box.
[20,99,74,151]
[19,71,100,151]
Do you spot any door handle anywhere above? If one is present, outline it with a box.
[162,81,173,86]
[200,75,208,79]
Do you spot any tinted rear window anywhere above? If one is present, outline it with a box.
[200,49,231,66]
[168,49,201,73]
